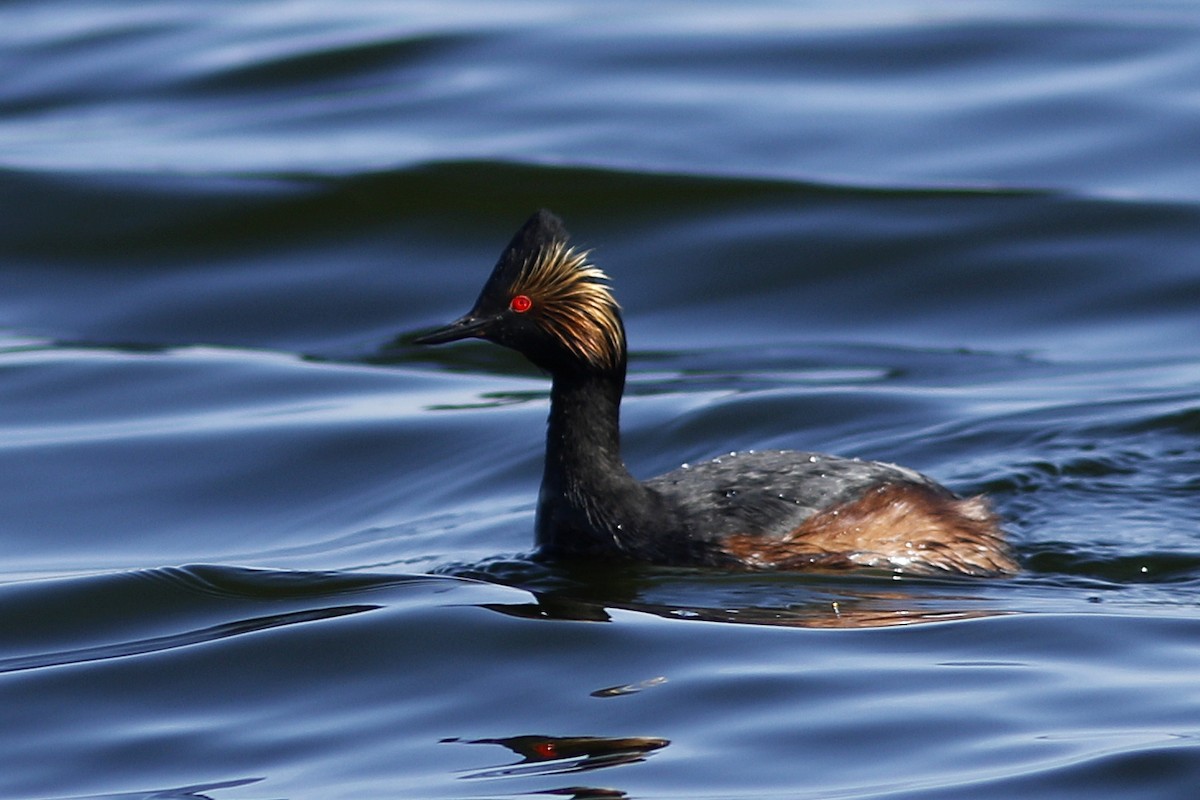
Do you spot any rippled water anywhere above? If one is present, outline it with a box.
[2,2,1199,798]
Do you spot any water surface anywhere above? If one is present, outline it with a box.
[2,2,1199,798]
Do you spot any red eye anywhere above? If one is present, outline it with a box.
[532,741,558,759]
[509,294,533,313]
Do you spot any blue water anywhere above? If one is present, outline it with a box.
[2,2,1200,798]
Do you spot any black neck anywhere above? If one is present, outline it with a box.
[535,365,654,556]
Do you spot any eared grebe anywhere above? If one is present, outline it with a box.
[415,211,1017,576]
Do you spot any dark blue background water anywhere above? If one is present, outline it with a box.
[2,2,1199,798]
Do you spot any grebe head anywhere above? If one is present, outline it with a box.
[415,210,625,375]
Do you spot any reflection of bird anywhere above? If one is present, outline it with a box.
[417,211,1016,576]
[468,734,668,768]
[444,733,666,796]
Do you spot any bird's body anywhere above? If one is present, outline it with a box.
[415,211,1016,576]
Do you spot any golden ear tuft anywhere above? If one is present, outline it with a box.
[515,242,624,370]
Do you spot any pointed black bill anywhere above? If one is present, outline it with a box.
[413,313,494,345]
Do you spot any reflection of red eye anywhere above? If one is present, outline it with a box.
[532,741,558,759]
[510,294,533,313]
